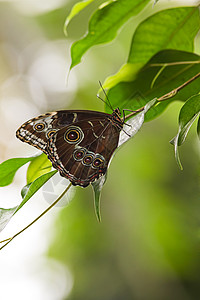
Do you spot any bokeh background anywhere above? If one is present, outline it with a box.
[0,0,200,299]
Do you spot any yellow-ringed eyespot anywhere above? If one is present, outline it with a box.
[34,122,46,131]
[92,155,105,169]
[46,129,58,139]
[64,126,84,144]
[82,152,94,166]
[73,148,86,161]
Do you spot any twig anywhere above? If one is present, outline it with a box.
[125,72,200,120]
[157,72,200,101]
[0,182,72,250]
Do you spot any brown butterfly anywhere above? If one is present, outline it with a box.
[16,108,124,187]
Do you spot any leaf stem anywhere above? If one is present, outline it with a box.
[0,182,72,250]
[149,60,200,67]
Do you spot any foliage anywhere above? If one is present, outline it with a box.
[0,154,57,231]
[0,156,37,187]
[170,94,200,169]
[0,1,199,247]
[0,1,200,298]
[69,0,151,69]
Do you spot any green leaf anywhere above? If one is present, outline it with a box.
[106,50,200,121]
[177,94,200,145]
[197,116,200,140]
[104,6,200,88]
[16,170,57,214]
[64,0,94,36]
[70,0,151,69]
[0,206,18,232]
[129,7,199,64]
[27,153,52,184]
[92,174,107,222]
[0,170,57,231]
[170,94,200,169]
[0,156,38,187]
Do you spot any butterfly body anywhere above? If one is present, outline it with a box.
[16,109,123,187]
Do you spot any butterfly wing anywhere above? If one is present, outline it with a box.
[46,117,120,187]
[16,110,112,154]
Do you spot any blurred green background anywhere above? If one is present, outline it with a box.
[0,1,200,299]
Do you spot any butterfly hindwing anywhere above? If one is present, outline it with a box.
[47,117,120,187]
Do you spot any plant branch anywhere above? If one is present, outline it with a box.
[157,72,200,101]
[125,72,200,120]
[0,182,72,250]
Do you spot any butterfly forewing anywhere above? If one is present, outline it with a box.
[16,110,112,153]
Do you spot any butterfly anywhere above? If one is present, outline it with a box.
[16,108,125,187]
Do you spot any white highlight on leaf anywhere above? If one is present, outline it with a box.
[42,172,75,207]
[118,98,157,147]
[0,206,18,232]
[92,98,157,219]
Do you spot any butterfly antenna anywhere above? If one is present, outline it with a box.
[98,81,114,111]
[96,94,112,111]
